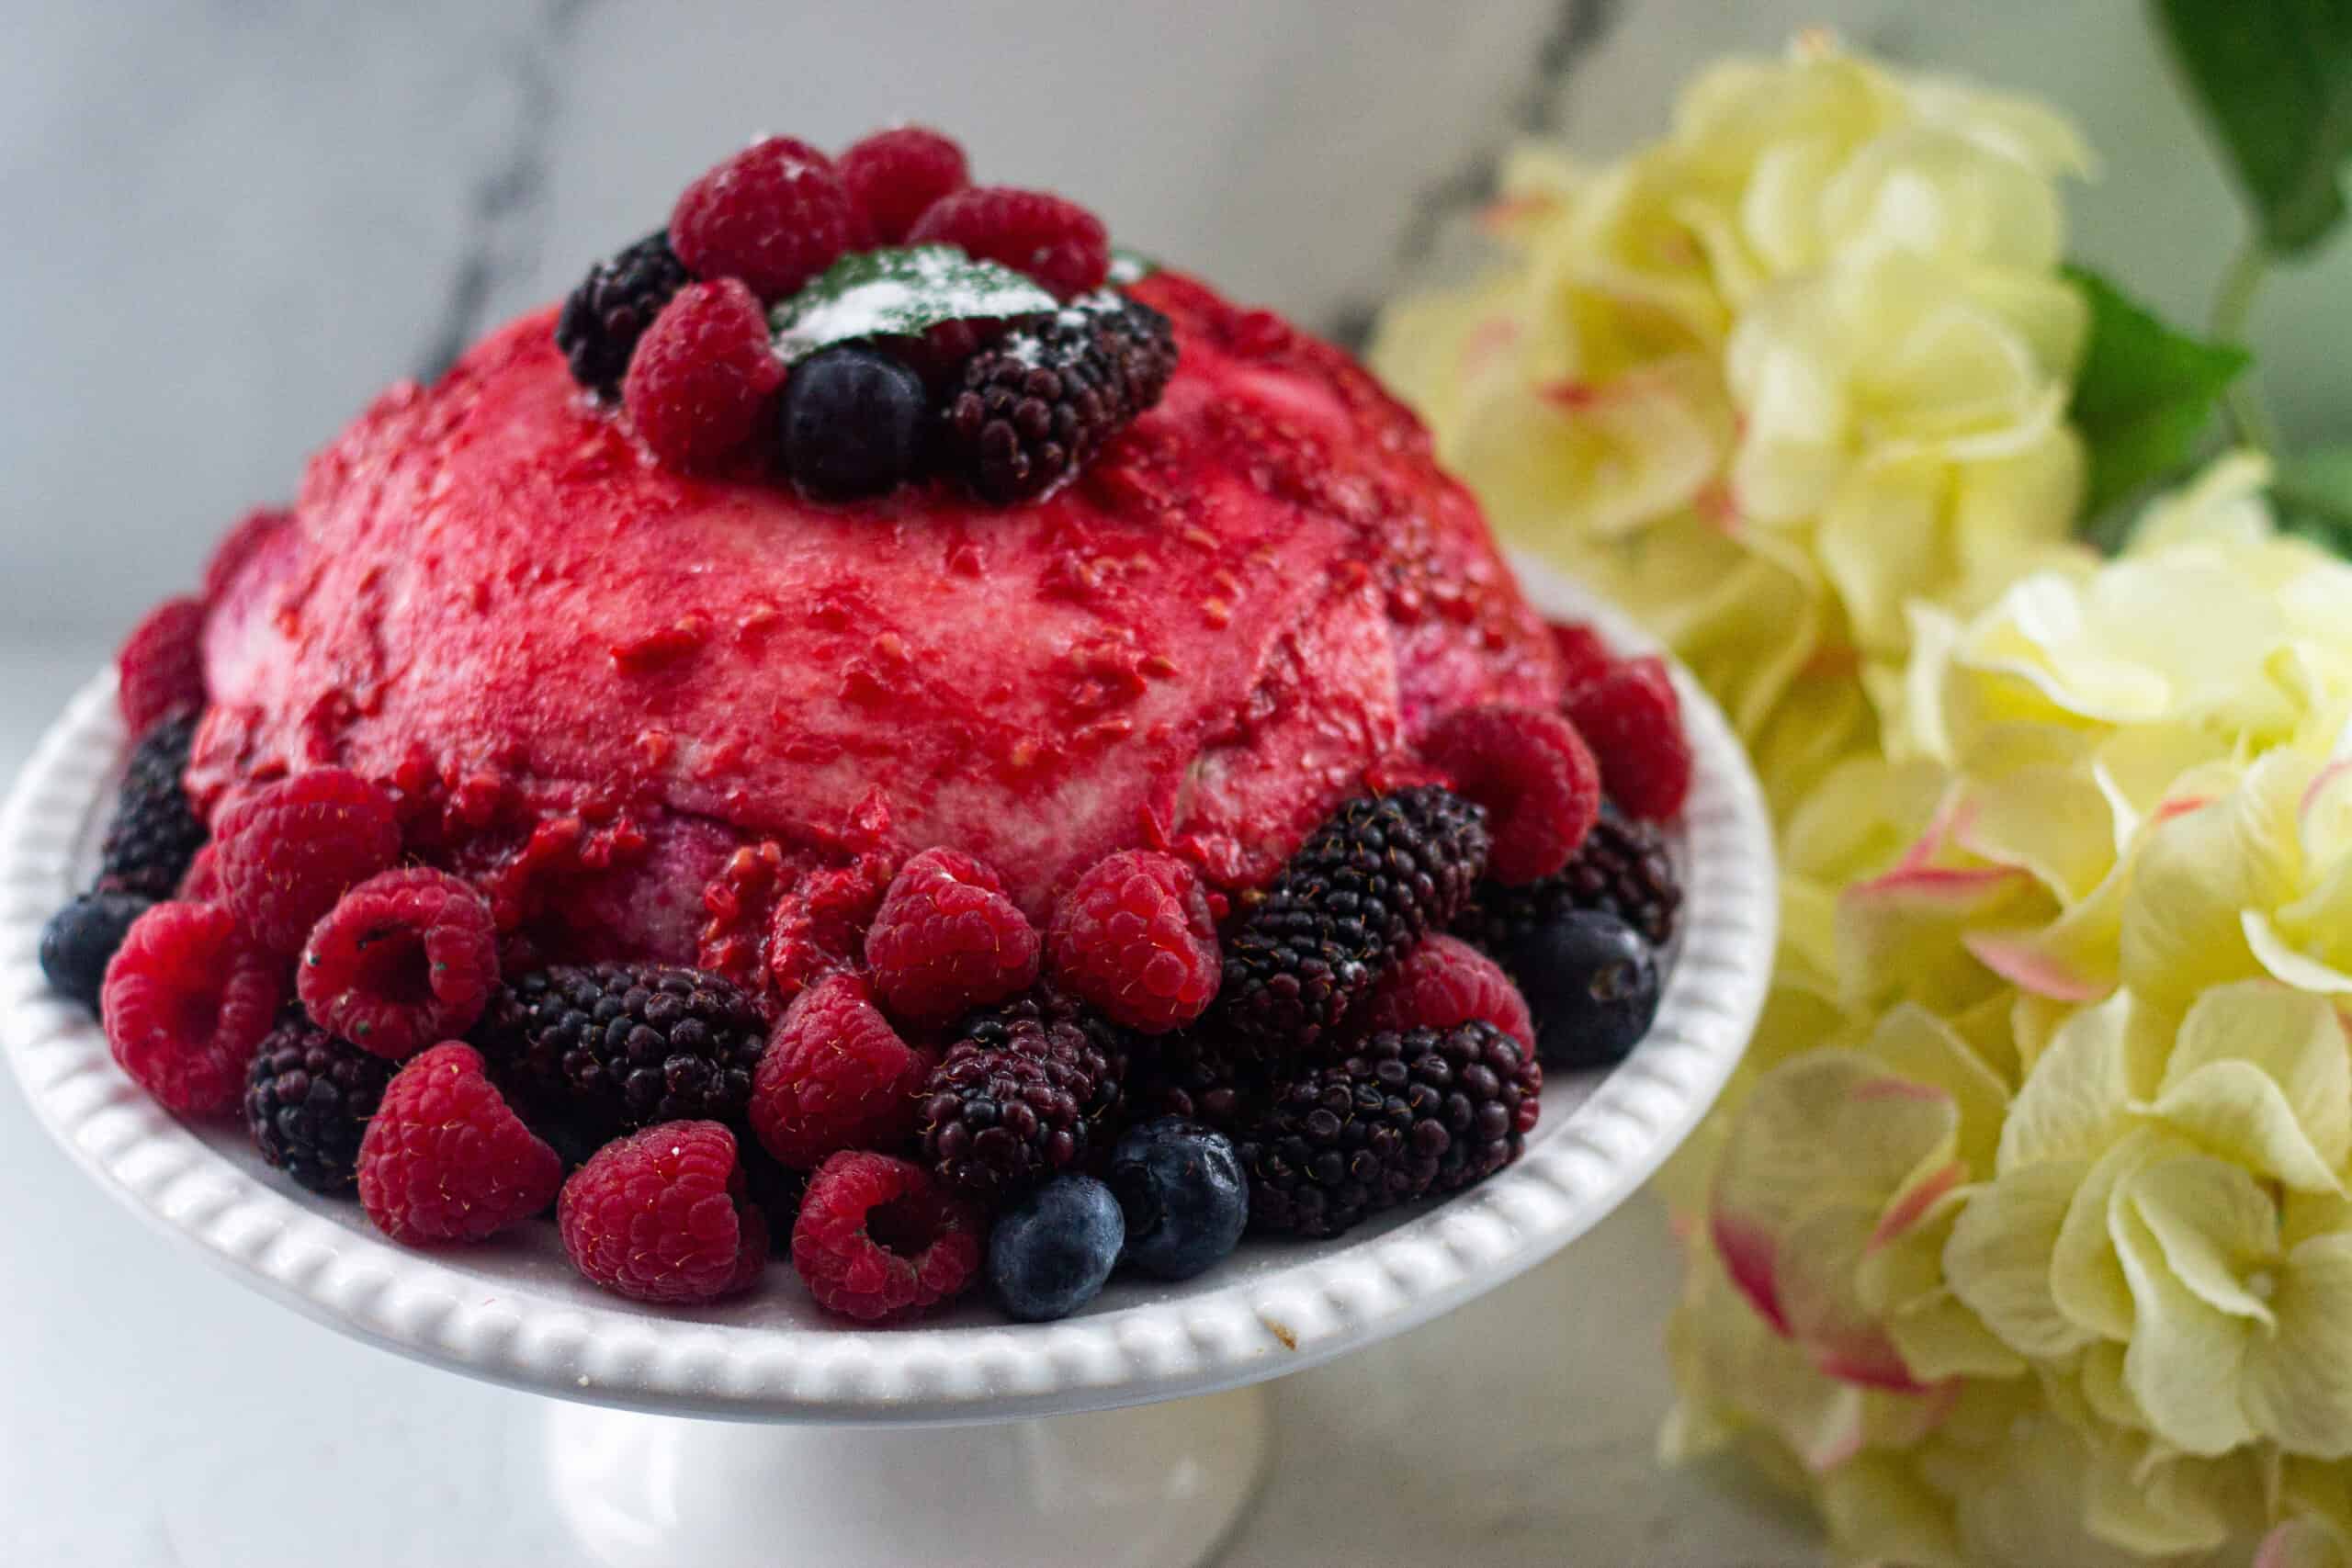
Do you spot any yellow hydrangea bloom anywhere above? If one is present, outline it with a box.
[1373,34,2093,811]
[1657,460,2352,1562]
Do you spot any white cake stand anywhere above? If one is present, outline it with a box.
[0,561,1774,1568]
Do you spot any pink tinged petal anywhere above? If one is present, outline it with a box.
[1871,1161,1966,1251]
[1477,194,1558,231]
[1963,931,2115,1002]
[1461,318,1519,377]
[1539,379,1600,412]
[2152,794,2214,825]
[1712,1214,1792,1335]
[1814,1344,1938,1395]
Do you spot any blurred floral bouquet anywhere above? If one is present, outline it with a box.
[1375,8,2352,1565]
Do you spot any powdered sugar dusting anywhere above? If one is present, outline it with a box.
[770,244,1057,364]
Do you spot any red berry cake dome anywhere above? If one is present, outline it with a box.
[44,128,1697,1325]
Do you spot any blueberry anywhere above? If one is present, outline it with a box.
[1508,909,1661,1070]
[988,1174,1125,1323]
[779,344,927,501]
[39,891,153,1013]
[1108,1117,1248,1280]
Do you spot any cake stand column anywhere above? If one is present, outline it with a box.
[541,1384,1271,1568]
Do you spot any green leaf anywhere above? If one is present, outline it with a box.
[769,245,1057,364]
[2153,0,2352,255]
[2065,265,2252,534]
[1107,246,1161,286]
[2274,445,2352,554]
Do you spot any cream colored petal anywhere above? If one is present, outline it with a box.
[2147,981,2352,1192]
[2113,1203,2257,1456]
[1996,989,2157,1171]
[2244,1233,2352,1458]
[2052,1126,2201,1340]
[2127,1154,2283,1325]
[1944,1163,2097,1358]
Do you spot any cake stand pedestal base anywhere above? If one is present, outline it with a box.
[541,1385,1271,1568]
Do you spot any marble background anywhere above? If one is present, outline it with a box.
[4,0,2348,655]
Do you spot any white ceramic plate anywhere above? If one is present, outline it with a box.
[0,556,1774,1426]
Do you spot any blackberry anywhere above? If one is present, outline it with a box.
[1235,1021,1539,1239]
[243,1014,394,1195]
[1455,801,1680,954]
[938,294,1178,502]
[97,710,208,898]
[1128,1030,1258,1129]
[920,999,1121,1204]
[40,890,153,1012]
[1216,787,1489,1058]
[967,986,1132,1124]
[554,231,692,398]
[477,963,767,1132]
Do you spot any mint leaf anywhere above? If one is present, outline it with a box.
[2154,0,2352,255]
[2066,265,2252,531]
[2274,445,2352,554]
[769,245,1057,364]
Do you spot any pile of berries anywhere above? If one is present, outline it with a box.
[556,125,1176,504]
[47,543,1689,1325]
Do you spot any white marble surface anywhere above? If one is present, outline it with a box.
[6,2,2349,651]
[0,642,1820,1564]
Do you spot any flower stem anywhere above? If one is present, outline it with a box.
[2211,237,2280,454]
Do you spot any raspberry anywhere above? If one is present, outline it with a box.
[1564,656,1692,822]
[478,963,767,1132]
[555,231,693,397]
[214,767,402,953]
[97,710,209,899]
[1235,1022,1542,1238]
[919,997,1120,1203]
[750,968,931,1168]
[908,186,1110,299]
[864,848,1040,1029]
[1550,622,1615,692]
[766,853,896,1004]
[622,278,786,470]
[177,844,223,903]
[939,295,1179,504]
[1420,705,1600,886]
[1046,851,1219,1034]
[100,901,284,1115]
[357,1043,561,1245]
[559,1121,769,1303]
[300,868,499,1060]
[1216,787,1490,1058]
[243,1012,393,1194]
[838,125,969,244]
[116,596,209,738]
[790,1150,984,1324]
[201,506,294,606]
[1455,800,1681,953]
[670,136,863,299]
[1359,933,1533,1050]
